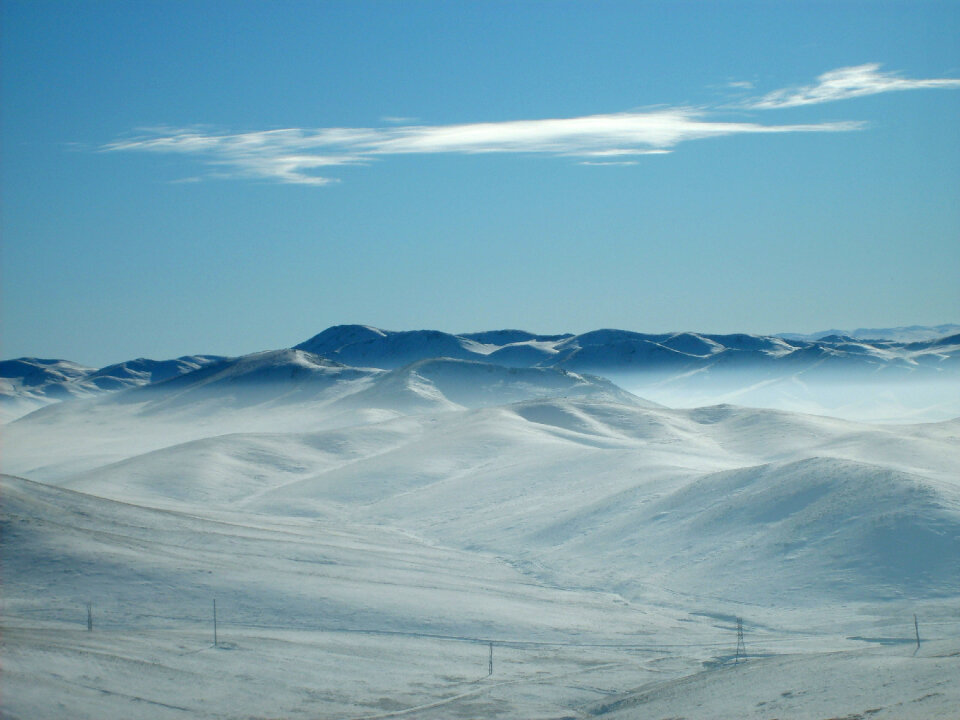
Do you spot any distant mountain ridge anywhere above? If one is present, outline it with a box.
[293,324,959,377]
[3,324,958,422]
[0,355,223,396]
[780,323,960,343]
[1,355,223,421]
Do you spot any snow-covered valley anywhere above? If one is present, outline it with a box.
[2,327,959,718]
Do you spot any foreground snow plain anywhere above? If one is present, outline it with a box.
[2,345,959,719]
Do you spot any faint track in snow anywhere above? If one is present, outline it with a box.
[343,660,629,720]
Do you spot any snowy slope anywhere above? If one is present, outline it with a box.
[0,357,94,389]
[125,349,381,414]
[554,456,960,603]
[5,326,960,719]
[19,391,956,607]
[294,325,492,367]
[0,355,649,481]
[4,416,960,719]
[2,473,661,641]
[2,473,705,720]
[0,358,95,421]
[328,357,650,415]
[78,355,226,391]
[589,642,960,720]
[0,354,223,421]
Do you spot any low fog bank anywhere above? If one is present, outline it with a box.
[614,370,960,423]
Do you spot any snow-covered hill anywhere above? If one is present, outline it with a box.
[0,357,95,421]
[2,353,653,480]
[11,387,958,606]
[0,354,223,421]
[290,324,960,421]
[328,357,649,415]
[781,323,960,343]
[4,324,958,422]
[0,357,94,389]
[4,326,959,719]
[290,324,959,378]
[4,392,959,717]
[126,349,382,414]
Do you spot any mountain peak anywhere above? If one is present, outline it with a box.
[294,324,388,355]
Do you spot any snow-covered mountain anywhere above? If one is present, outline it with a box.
[0,357,94,390]
[0,357,95,421]
[5,323,954,395]
[0,354,223,421]
[5,324,958,423]
[292,325,960,421]
[292,324,960,384]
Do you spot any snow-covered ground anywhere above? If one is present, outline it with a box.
[2,342,958,718]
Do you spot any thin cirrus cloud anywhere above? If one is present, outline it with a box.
[104,110,861,186]
[102,64,959,187]
[746,63,960,109]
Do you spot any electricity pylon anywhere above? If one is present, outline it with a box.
[734,617,746,664]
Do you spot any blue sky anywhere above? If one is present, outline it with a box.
[2,0,959,366]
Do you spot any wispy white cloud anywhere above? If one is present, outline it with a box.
[580,160,641,166]
[104,109,861,186]
[748,63,960,109]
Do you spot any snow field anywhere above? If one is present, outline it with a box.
[2,350,959,718]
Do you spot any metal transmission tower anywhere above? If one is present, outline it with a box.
[734,617,746,664]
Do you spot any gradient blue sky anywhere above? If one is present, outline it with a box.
[2,0,959,366]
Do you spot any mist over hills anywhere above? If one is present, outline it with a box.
[780,323,960,343]
[8,383,959,605]
[4,324,960,718]
[4,323,958,423]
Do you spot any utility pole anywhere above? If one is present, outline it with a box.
[488,642,494,676]
[213,599,218,647]
[87,602,93,632]
[734,617,745,664]
[914,614,920,651]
